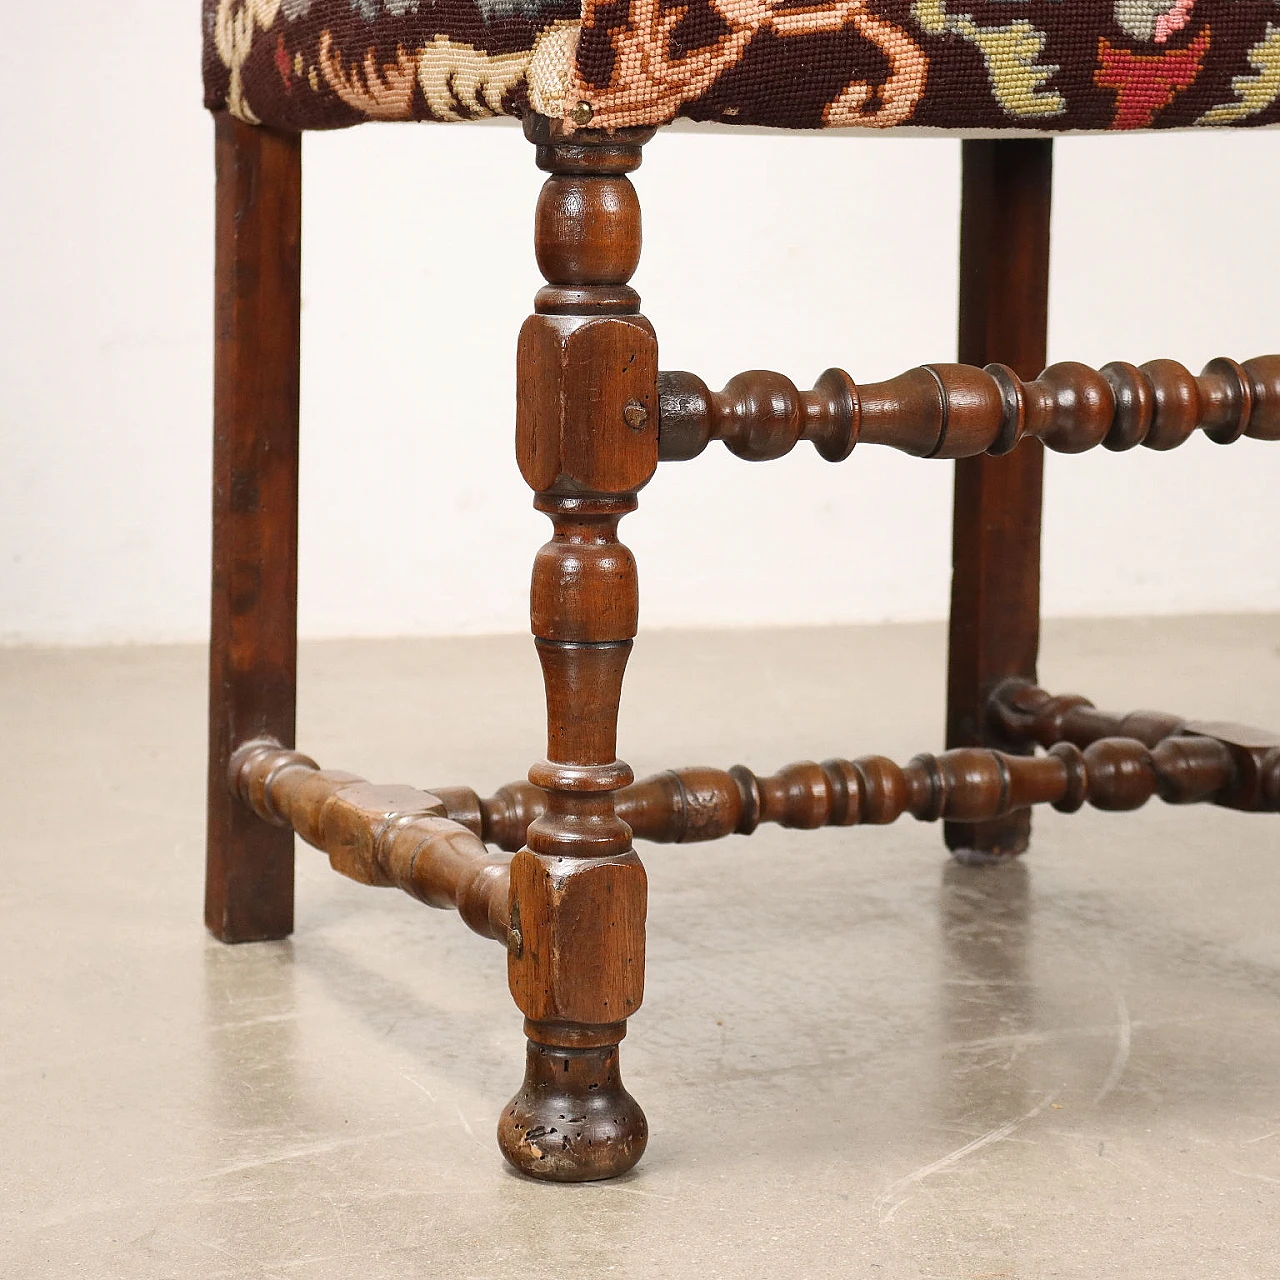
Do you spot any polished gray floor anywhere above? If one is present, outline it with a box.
[3,617,1278,1278]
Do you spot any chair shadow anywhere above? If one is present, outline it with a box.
[195,857,1040,1185]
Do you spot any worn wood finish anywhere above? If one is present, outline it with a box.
[991,681,1280,813]
[229,740,512,941]
[430,713,1277,850]
[945,139,1053,864]
[206,115,302,943]
[497,118,657,1183]
[990,680,1188,751]
[655,355,1280,463]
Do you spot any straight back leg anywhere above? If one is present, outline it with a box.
[205,114,302,942]
[945,139,1053,863]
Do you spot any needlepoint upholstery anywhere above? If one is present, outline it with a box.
[204,1,1280,133]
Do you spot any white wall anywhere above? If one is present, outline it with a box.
[2,3,1278,645]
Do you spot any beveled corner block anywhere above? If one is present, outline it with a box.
[507,848,646,1026]
[516,314,658,495]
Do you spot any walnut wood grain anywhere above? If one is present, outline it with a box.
[205,116,302,944]
[655,354,1280,464]
[947,141,1051,865]
[498,117,655,1183]
[228,740,512,942]
[429,722,1266,853]
[990,680,1280,813]
[989,680,1188,751]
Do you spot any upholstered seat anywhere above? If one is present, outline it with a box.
[205,0,1280,133]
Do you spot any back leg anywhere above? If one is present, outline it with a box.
[205,115,302,942]
[945,139,1053,864]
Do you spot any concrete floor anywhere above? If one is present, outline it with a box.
[3,616,1279,1278]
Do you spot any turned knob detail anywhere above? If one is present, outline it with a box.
[988,679,1188,750]
[658,354,1280,463]
[431,731,1250,852]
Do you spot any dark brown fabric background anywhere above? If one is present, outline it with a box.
[204,0,577,128]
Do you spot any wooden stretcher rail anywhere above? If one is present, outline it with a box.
[656,355,1280,463]
[229,713,1276,919]
[433,719,1277,854]
[988,680,1280,812]
[229,741,513,945]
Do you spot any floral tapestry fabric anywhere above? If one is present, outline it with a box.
[204,0,1280,132]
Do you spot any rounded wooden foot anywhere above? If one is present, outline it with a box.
[498,1034,647,1182]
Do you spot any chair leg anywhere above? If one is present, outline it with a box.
[205,115,302,943]
[497,119,657,1181]
[945,139,1053,864]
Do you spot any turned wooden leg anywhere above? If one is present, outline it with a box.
[497,118,658,1182]
[945,139,1053,864]
[205,115,302,943]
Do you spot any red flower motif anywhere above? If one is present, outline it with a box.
[1095,27,1209,128]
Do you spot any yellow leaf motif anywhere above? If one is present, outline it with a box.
[1198,23,1280,124]
[417,35,531,120]
[913,0,1065,118]
[215,0,284,124]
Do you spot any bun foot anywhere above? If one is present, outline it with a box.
[498,1034,648,1182]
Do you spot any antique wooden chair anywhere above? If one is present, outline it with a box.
[204,0,1280,1181]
